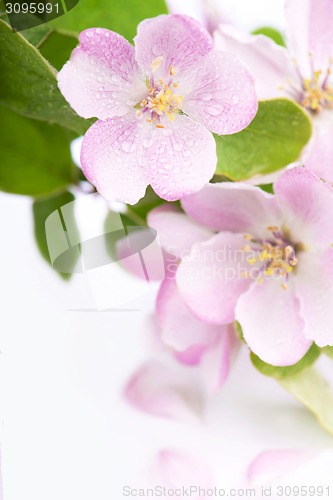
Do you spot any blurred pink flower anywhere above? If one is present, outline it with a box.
[58,15,257,204]
[215,0,333,182]
[165,167,333,366]
[165,0,229,35]
[124,360,204,422]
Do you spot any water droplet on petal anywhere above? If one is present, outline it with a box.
[122,141,136,153]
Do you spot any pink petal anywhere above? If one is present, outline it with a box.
[182,50,258,135]
[274,167,333,247]
[155,449,214,490]
[115,228,166,281]
[214,24,297,100]
[80,115,148,204]
[174,346,207,366]
[134,14,213,76]
[148,205,212,259]
[285,0,333,76]
[182,182,283,237]
[144,115,217,201]
[176,232,252,325]
[302,111,333,182]
[235,279,312,366]
[295,248,333,347]
[200,325,240,393]
[157,276,221,351]
[57,28,142,120]
[165,0,228,35]
[124,361,203,422]
[248,449,318,487]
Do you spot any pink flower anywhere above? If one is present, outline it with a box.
[57,15,257,204]
[215,0,333,182]
[153,167,333,366]
[148,205,240,392]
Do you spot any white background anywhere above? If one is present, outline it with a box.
[2,1,333,499]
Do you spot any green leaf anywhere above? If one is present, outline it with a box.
[279,366,333,436]
[215,99,312,181]
[251,344,321,378]
[33,191,79,280]
[22,24,52,46]
[38,30,78,70]
[0,19,88,134]
[252,26,286,46]
[0,106,76,196]
[51,0,167,41]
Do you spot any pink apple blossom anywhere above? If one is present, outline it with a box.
[152,167,333,366]
[215,0,333,182]
[57,15,257,204]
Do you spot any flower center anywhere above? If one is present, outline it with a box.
[300,69,333,112]
[242,226,298,289]
[135,56,183,128]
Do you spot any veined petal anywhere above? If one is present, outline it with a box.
[134,14,213,76]
[295,248,333,347]
[148,205,213,258]
[214,24,297,100]
[182,50,258,135]
[58,28,143,120]
[157,276,221,351]
[144,115,217,201]
[176,232,252,325]
[124,361,203,422]
[285,0,333,76]
[302,111,333,183]
[274,167,333,248]
[81,115,148,204]
[235,279,311,366]
[182,182,283,238]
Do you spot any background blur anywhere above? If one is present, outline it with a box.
[2,1,333,499]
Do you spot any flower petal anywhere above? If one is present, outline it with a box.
[80,115,148,204]
[248,449,318,487]
[144,115,217,201]
[115,228,166,281]
[274,166,333,247]
[124,361,203,422]
[295,248,333,347]
[200,325,240,393]
[285,0,333,75]
[182,182,283,237]
[58,28,142,120]
[182,50,258,135]
[235,279,311,366]
[176,232,252,324]
[157,276,221,351]
[134,14,213,75]
[302,111,333,183]
[214,24,297,100]
[148,205,212,258]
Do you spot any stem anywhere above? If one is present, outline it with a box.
[125,206,146,227]
[279,366,333,436]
